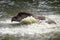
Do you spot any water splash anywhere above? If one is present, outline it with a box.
[0,15,60,36]
[0,19,19,24]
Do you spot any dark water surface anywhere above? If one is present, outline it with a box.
[0,0,60,40]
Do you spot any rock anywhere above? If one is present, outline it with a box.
[46,19,56,24]
[35,15,45,20]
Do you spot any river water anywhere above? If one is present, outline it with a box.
[0,0,60,40]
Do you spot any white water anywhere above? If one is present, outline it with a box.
[0,15,60,36]
[0,19,19,24]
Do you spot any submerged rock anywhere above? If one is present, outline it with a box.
[35,15,45,20]
[46,19,56,24]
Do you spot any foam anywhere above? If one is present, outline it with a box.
[0,19,19,24]
[0,15,60,35]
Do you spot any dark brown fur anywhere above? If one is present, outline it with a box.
[11,12,45,22]
[11,12,34,22]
